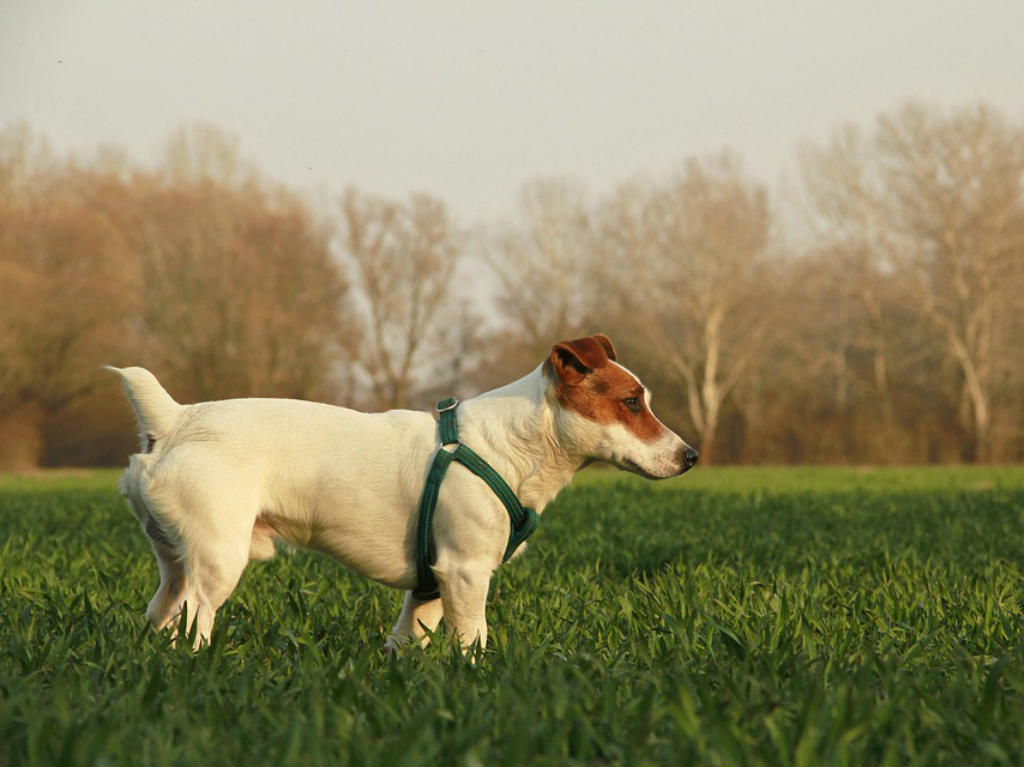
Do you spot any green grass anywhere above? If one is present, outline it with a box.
[0,468,121,494]
[2,467,1024,765]
[575,462,1024,493]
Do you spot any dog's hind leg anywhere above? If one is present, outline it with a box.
[144,463,259,650]
[120,457,188,631]
[147,544,188,630]
[170,538,250,649]
[172,524,253,650]
[385,591,444,653]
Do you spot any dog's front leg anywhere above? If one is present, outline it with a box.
[384,591,444,653]
[439,562,492,653]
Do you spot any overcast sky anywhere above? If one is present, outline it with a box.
[3,1,1023,223]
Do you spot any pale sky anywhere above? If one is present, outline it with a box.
[2,1,1023,224]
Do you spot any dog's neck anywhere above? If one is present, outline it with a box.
[456,365,583,513]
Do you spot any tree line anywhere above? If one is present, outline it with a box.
[1,102,1022,468]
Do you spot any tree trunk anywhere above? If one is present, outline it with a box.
[949,333,990,463]
[0,403,45,470]
[966,382,990,463]
[700,407,719,467]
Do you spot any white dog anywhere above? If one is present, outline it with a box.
[109,334,698,652]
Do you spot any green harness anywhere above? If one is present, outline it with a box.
[413,397,540,601]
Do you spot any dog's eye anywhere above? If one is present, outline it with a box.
[623,397,642,413]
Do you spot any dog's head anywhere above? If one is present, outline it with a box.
[543,334,698,478]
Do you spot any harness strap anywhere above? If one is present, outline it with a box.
[412,397,540,601]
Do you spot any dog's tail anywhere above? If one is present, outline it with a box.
[104,366,182,453]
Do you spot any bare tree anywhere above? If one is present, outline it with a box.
[799,125,899,422]
[487,179,600,360]
[0,126,135,467]
[128,126,355,403]
[338,188,463,409]
[881,104,1024,461]
[803,104,1024,461]
[597,153,775,464]
[6,103,1023,468]
[161,123,257,188]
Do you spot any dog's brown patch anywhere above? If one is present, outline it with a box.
[547,334,665,443]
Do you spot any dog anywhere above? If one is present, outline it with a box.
[108,333,698,652]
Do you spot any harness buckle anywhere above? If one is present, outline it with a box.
[436,397,459,413]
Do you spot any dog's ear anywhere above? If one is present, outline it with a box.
[547,335,613,386]
[592,333,617,361]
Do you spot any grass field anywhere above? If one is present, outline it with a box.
[2,466,1024,765]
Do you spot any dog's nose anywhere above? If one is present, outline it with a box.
[679,445,699,473]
